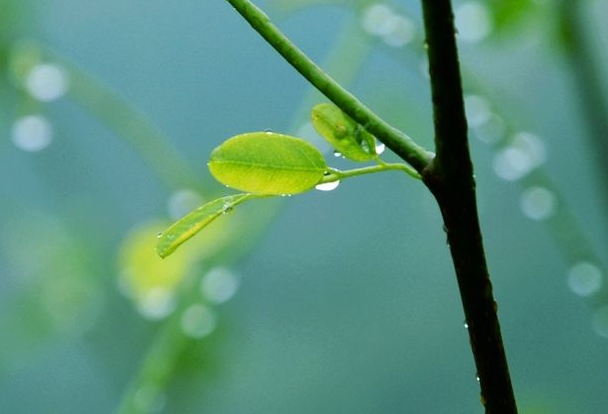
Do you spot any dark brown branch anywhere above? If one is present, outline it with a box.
[419,1,518,412]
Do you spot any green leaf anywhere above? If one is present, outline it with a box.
[156,193,253,258]
[487,0,538,35]
[208,132,327,195]
[311,103,377,162]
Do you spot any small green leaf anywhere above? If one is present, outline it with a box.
[156,193,253,258]
[208,132,327,195]
[311,103,377,162]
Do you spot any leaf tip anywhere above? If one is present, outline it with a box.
[154,245,169,259]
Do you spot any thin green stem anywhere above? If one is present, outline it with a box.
[113,271,202,414]
[323,162,420,183]
[420,0,518,413]
[224,0,432,173]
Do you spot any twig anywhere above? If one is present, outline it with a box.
[419,0,518,412]
[224,0,432,172]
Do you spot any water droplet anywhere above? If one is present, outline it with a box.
[513,132,546,165]
[25,63,69,102]
[222,202,234,214]
[375,141,386,155]
[473,113,506,144]
[464,321,469,329]
[454,1,493,43]
[568,262,603,297]
[475,374,480,382]
[180,304,217,339]
[264,129,274,134]
[361,3,396,36]
[464,95,492,128]
[591,305,608,339]
[137,288,176,320]
[167,189,204,220]
[360,138,372,154]
[493,148,529,181]
[333,150,343,158]
[11,115,53,152]
[315,181,340,191]
[419,57,430,79]
[156,232,163,239]
[519,186,556,221]
[200,267,239,304]
[492,132,546,181]
[381,15,416,47]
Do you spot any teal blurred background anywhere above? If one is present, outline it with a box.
[1,0,607,413]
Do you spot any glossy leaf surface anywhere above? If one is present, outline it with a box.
[156,193,252,258]
[208,132,327,195]
[311,103,377,162]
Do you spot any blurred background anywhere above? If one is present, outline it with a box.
[1,0,607,412]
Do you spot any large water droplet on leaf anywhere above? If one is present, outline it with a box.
[315,181,340,192]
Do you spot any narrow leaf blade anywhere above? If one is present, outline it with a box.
[156,193,252,258]
[208,132,327,195]
[311,103,377,162]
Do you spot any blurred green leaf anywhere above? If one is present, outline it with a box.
[487,0,539,35]
[156,194,253,259]
[311,103,377,162]
[208,132,327,195]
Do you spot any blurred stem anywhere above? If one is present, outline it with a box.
[558,1,608,214]
[419,0,518,413]
[48,52,201,191]
[224,0,432,172]
[113,277,199,414]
